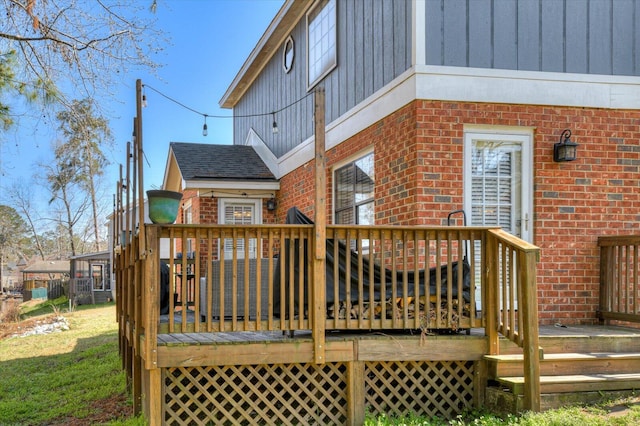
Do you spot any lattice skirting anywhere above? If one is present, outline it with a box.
[162,361,474,425]
[364,360,474,419]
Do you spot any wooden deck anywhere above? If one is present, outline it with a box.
[155,323,640,347]
[117,222,543,424]
[151,324,640,368]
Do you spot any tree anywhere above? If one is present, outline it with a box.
[56,98,111,252]
[0,204,29,288]
[44,153,90,257]
[5,181,46,260]
[0,0,162,123]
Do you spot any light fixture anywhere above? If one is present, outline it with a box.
[266,197,276,211]
[553,129,578,162]
[271,112,278,134]
[142,85,148,107]
[202,115,208,137]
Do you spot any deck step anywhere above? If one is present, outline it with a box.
[496,372,640,395]
[485,386,640,413]
[486,352,640,378]
[537,335,640,354]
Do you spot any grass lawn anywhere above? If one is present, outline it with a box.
[1,298,639,425]
[0,299,144,425]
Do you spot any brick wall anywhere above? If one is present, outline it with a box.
[275,99,640,325]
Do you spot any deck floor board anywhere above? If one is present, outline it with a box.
[155,324,640,346]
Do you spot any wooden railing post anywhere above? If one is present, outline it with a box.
[313,87,326,364]
[144,225,159,369]
[485,232,499,355]
[520,248,541,412]
[598,241,613,323]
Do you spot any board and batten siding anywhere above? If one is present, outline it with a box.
[233,0,412,158]
[425,0,640,76]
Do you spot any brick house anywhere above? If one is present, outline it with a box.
[162,0,640,326]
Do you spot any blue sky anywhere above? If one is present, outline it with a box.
[0,0,283,208]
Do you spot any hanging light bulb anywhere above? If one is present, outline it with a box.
[142,86,148,107]
[272,112,278,134]
[202,115,208,137]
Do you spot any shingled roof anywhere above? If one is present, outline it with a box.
[170,142,276,181]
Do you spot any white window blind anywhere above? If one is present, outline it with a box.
[221,201,258,259]
[470,140,522,237]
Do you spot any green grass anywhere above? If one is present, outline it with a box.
[2,299,640,425]
[0,299,144,425]
[364,399,640,425]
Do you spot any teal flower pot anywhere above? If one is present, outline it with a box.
[147,190,182,224]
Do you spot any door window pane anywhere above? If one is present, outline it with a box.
[470,140,522,237]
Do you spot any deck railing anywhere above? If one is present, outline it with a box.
[116,222,541,410]
[70,278,94,304]
[598,235,640,324]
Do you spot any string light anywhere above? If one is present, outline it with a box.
[142,84,314,134]
[142,85,147,107]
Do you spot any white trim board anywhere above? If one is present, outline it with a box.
[249,66,640,178]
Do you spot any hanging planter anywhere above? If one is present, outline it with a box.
[147,190,183,224]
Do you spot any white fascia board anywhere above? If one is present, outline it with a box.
[415,65,640,109]
[243,128,280,178]
[275,66,640,177]
[187,180,280,191]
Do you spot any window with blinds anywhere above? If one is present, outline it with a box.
[220,200,259,259]
[334,152,375,225]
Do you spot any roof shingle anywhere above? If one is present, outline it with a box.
[170,143,276,181]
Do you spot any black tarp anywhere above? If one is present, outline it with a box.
[160,262,170,315]
[273,207,471,317]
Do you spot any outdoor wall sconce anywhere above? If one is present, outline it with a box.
[553,129,578,162]
[266,197,277,211]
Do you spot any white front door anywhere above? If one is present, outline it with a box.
[464,129,534,309]
[464,130,533,242]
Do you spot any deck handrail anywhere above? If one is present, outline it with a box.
[486,228,541,411]
[115,222,542,411]
[598,235,640,324]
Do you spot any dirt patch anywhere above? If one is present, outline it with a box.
[48,393,133,426]
[0,313,62,340]
[600,396,640,418]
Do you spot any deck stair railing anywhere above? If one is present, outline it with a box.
[485,228,541,411]
[116,222,541,411]
[598,235,640,324]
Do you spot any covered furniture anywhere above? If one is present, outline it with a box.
[199,258,273,319]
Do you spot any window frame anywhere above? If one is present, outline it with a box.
[283,35,295,73]
[333,151,375,226]
[218,198,262,259]
[306,0,337,89]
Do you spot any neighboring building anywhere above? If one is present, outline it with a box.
[69,251,113,304]
[162,0,640,325]
[1,260,23,292]
[21,259,70,301]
